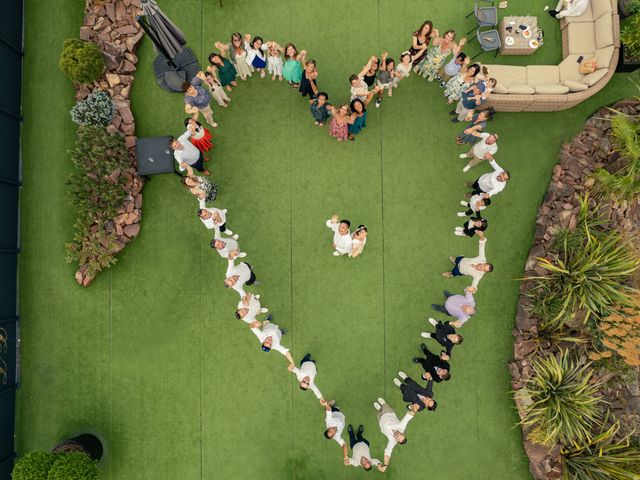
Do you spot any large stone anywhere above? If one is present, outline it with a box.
[123,223,140,238]
[106,73,120,87]
[515,339,537,360]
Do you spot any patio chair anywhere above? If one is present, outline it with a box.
[466,0,498,35]
[471,28,501,59]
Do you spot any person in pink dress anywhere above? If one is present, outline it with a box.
[327,104,351,141]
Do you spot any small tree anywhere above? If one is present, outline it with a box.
[59,39,105,84]
[12,451,56,480]
[47,452,99,480]
[70,90,115,127]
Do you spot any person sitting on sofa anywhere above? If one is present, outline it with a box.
[548,0,590,19]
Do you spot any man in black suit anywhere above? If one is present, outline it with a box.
[393,371,437,413]
[421,317,464,357]
[413,343,451,383]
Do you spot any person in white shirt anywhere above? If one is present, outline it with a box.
[197,207,234,235]
[373,397,415,472]
[288,353,323,399]
[249,319,294,364]
[349,225,368,258]
[210,228,246,259]
[326,215,352,256]
[224,251,257,297]
[235,293,268,324]
[459,132,499,173]
[170,131,210,176]
[549,0,590,19]
[346,424,382,471]
[457,194,491,217]
[467,160,510,197]
[320,399,350,464]
[442,233,493,288]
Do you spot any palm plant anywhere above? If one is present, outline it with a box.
[562,422,640,480]
[530,195,639,329]
[591,111,640,201]
[517,350,604,447]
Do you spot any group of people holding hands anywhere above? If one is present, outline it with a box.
[166,16,514,473]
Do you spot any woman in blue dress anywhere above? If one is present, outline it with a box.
[348,99,368,140]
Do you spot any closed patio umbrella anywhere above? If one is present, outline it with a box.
[141,0,186,59]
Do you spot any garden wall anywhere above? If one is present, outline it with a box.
[0,1,24,478]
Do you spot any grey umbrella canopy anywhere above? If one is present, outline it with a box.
[141,0,186,59]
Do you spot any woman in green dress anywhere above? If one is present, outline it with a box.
[208,53,238,92]
[420,30,463,82]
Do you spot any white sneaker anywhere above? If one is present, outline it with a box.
[393,378,402,387]
[429,317,438,327]
[460,200,468,206]
[238,252,247,258]
[459,153,468,159]
[455,230,466,236]
[463,165,471,173]
[457,212,467,217]
[232,234,239,240]
[398,371,407,380]
[421,332,432,338]
[377,397,385,405]
[225,229,234,236]
[260,308,269,313]
[332,251,341,256]
[373,401,381,410]
[255,294,261,299]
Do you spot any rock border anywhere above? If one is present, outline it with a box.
[511,100,640,480]
[73,0,145,286]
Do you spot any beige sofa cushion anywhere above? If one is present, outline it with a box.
[567,22,597,54]
[595,14,614,48]
[563,80,589,91]
[595,45,615,67]
[509,84,536,94]
[483,65,527,88]
[564,1,593,23]
[591,0,613,19]
[581,68,609,86]
[559,55,589,82]
[526,65,561,87]
[535,84,571,94]
[492,83,509,94]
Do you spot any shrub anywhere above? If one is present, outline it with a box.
[592,113,640,201]
[65,125,131,279]
[562,422,640,480]
[529,195,639,328]
[589,293,640,367]
[70,90,115,127]
[59,39,105,84]
[621,14,640,59]
[47,452,99,480]
[517,350,604,447]
[12,451,56,480]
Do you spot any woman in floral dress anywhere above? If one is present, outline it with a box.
[420,30,464,82]
[327,104,351,141]
[444,63,480,104]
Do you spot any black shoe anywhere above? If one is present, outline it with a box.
[347,424,354,434]
[266,314,273,321]
[548,9,558,17]
[449,110,456,115]
[451,118,460,123]
[280,328,288,335]
[357,425,364,436]
[430,304,440,311]
[413,357,422,363]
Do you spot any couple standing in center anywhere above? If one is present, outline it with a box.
[326,215,368,258]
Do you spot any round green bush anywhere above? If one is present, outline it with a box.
[11,450,56,480]
[47,452,99,480]
[59,39,105,84]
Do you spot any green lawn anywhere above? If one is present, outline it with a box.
[16,0,640,479]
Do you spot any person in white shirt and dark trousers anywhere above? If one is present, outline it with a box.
[458,194,490,217]
[326,214,352,256]
[170,131,210,176]
[320,399,350,465]
[373,397,415,472]
[210,228,246,259]
[250,319,294,364]
[346,424,382,471]
[197,207,236,238]
[443,233,492,288]
[236,293,269,324]
[288,353,323,399]
[224,251,257,297]
[466,160,510,197]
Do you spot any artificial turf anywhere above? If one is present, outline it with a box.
[16,0,640,479]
